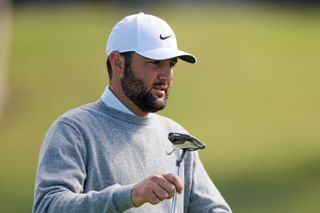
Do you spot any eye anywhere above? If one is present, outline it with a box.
[170,58,178,68]
[170,62,177,68]
[150,60,161,65]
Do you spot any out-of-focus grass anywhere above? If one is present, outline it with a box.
[1,3,319,212]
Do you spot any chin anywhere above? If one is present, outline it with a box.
[155,99,167,109]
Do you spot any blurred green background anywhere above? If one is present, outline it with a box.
[0,2,320,212]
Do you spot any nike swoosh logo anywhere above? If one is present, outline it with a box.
[165,148,176,155]
[160,34,172,40]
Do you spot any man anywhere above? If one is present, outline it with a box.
[33,13,232,213]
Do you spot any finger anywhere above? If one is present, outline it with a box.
[163,173,184,194]
[147,188,161,205]
[150,174,175,198]
[141,184,163,205]
[152,186,170,201]
[131,180,161,207]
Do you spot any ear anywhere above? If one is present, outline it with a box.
[108,51,125,78]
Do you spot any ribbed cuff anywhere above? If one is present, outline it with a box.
[112,183,135,212]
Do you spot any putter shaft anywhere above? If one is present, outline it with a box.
[170,149,186,213]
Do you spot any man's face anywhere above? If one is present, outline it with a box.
[121,53,177,113]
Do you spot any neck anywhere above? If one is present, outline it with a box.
[109,84,149,117]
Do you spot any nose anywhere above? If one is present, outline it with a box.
[158,65,173,82]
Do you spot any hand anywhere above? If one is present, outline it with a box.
[131,173,184,207]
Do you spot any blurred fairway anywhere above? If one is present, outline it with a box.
[1,3,320,212]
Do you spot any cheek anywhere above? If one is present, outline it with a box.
[131,62,160,85]
[139,70,159,84]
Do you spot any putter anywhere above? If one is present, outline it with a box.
[168,133,205,213]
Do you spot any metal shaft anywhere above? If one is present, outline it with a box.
[170,165,180,213]
[170,149,187,213]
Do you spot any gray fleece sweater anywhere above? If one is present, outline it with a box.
[33,100,231,213]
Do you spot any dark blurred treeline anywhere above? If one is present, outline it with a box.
[12,0,320,7]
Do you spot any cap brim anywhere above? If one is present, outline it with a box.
[136,48,197,64]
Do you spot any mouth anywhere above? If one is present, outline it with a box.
[152,83,168,98]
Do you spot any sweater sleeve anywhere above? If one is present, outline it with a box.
[187,152,232,213]
[33,120,135,213]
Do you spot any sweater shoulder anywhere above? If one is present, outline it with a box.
[68,100,100,113]
[49,101,104,131]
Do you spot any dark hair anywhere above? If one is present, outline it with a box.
[106,51,133,81]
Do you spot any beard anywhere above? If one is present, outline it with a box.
[121,66,169,113]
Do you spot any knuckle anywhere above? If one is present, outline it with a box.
[171,175,180,183]
[150,175,159,182]
[165,173,176,181]
[150,173,165,182]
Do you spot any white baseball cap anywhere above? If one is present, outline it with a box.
[106,12,196,64]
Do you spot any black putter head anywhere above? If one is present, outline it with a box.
[168,133,205,151]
